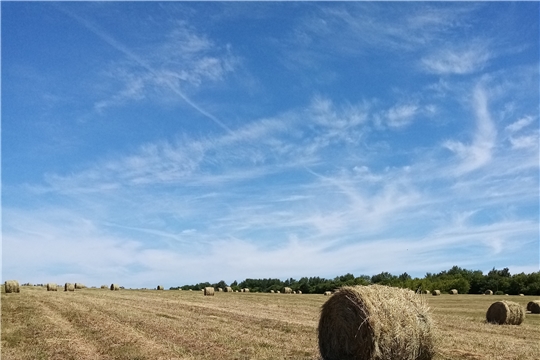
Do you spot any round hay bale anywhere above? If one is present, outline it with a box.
[423,290,430,295]
[157,285,164,290]
[284,287,292,294]
[46,283,58,291]
[519,294,524,296]
[484,290,493,295]
[276,290,280,294]
[101,285,108,289]
[74,283,85,290]
[235,290,238,292]
[318,285,435,360]
[270,290,275,293]
[110,283,119,291]
[225,286,233,292]
[298,290,302,294]
[449,289,458,295]
[293,290,297,294]
[189,289,193,291]
[218,288,223,292]
[204,287,215,296]
[486,301,524,325]
[432,290,441,296]
[5,280,20,293]
[324,291,332,296]
[64,283,75,292]
[244,288,250,293]
[526,301,540,314]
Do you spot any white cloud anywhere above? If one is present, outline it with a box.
[505,116,534,133]
[421,44,491,74]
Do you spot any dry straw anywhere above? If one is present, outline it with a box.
[526,301,540,314]
[218,288,223,292]
[324,291,332,296]
[432,290,441,296]
[47,283,58,291]
[484,290,493,295]
[157,285,164,290]
[318,285,435,360]
[284,287,292,294]
[225,286,233,292]
[5,280,20,293]
[110,284,120,291]
[204,287,215,296]
[65,283,75,292]
[101,285,108,289]
[449,289,458,295]
[486,301,524,325]
[75,283,85,290]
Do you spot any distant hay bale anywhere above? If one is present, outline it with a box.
[432,290,441,296]
[527,301,540,314]
[74,283,85,290]
[486,301,525,325]
[519,294,524,296]
[225,286,233,292]
[298,290,302,294]
[189,289,193,291]
[101,285,108,289]
[270,290,275,293]
[276,290,280,294]
[284,287,292,294]
[244,288,250,292]
[64,283,75,292]
[218,288,223,292]
[324,291,332,296]
[293,291,297,294]
[204,287,215,296]
[484,290,493,295]
[235,290,239,292]
[318,285,435,360]
[157,285,164,290]
[46,283,57,291]
[423,290,430,295]
[449,289,458,295]
[110,284,119,291]
[5,280,20,293]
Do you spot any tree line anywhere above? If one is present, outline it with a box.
[171,266,540,295]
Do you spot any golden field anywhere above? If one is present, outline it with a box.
[2,286,539,360]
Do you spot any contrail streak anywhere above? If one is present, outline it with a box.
[55,4,233,134]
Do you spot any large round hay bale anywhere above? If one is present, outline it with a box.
[484,290,493,295]
[64,283,75,292]
[101,285,108,289]
[46,283,58,291]
[204,287,215,296]
[74,283,85,290]
[324,291,332,296]
[110,283,119,291]
[157,285,164,290]
[284,287,292,294]
[432,290,441,296]
[5,280,20,293]
[486,301,524,325]
[449,289,458,295]
[225,286,233,292]
[318,285,435,360]
[526,301,540,314]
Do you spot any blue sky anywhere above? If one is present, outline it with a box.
[2,2,539,289]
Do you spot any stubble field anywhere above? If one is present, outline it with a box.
[2,286,539,360]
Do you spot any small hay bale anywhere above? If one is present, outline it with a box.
[65,283,75,292]
[293,290,297,294]
[157,285,164,290]
[5,280,20,293]
[527,301,540,314]
[432,290,441,296]
[74,283,85,290]
[519,294,524,296]
[218,288,223,292]
[449,289,458,295]
[270,290,275,293]
[276,290,280,294]
[204,287,215,296]
[486,301,524,325]
[318,285,435,360]
[47,283,58,291]
[324,291,332,296]
[235,290,238,292]
[422,290,430,295]
[284,287,292,294]
[298,290,302,294]
[244,288,250,292]
[101,285,108,289]
[485,290,493,295]
[189,289,193,291]
[110,283,119,291]
[225,286,233,292]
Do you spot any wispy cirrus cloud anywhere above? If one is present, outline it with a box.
[421,42,492,75]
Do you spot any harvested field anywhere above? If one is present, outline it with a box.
[1,288,539,360]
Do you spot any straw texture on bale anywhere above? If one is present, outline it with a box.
[47,283,58,291]
[5,280,20,293]
[324,291,332,296]
[318,285,435,360]
[157,285,164,290]
[449,289,458,295]
[432,290,441,296]
[486,301,524,325]
[284,287,292,294]
[110,284,120,291]
[204,287,215,296]
[225,286,233,292]
[65,283,75,292]
[527,301,540,314]
[484,290,493,295]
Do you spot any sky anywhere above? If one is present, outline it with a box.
[2,2,539,289]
